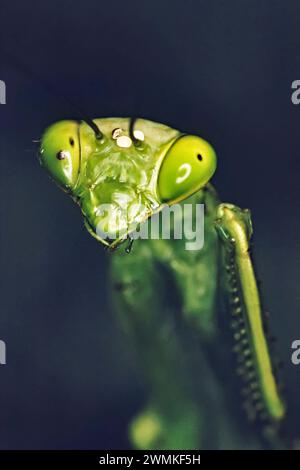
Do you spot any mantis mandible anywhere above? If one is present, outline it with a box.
[39,117,286,449]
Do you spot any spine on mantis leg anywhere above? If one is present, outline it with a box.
[215,204,286,428]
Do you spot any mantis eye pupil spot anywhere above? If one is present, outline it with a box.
[56,150,66,160]
[69,137,75,146]
[197,153,203,161]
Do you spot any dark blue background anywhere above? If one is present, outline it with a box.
[0,0,299,449]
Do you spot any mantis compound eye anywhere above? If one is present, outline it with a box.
[39,120,80,191]
[157,135,217,203]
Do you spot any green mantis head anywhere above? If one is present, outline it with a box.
[39,118,217,248]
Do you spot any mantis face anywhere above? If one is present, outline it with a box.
[40,118,217,248]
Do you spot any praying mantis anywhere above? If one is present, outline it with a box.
[39,117,286,449]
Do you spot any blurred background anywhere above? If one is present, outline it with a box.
[0,0,300,449]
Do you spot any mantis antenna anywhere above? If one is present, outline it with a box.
[129,116,141,147]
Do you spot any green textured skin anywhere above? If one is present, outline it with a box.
[111,188,252,449]
[39,117,286,449]
[111,188,279,449]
